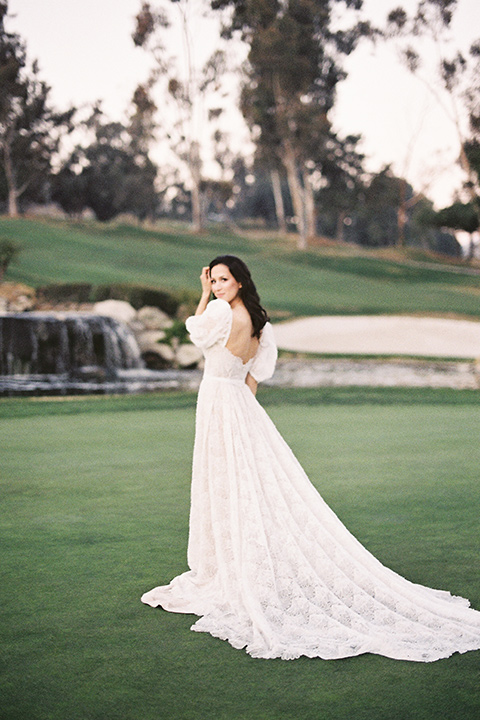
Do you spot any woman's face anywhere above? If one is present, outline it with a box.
[210,263,242,304]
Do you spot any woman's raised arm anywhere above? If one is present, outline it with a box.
[194,266,212,316]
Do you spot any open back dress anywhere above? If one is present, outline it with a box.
[141,299,480,661]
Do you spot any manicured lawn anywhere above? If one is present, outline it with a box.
[2,216,480,318]
[1,388,479,720]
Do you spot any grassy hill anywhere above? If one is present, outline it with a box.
[2,216,480,318]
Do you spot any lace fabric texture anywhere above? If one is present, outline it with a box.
[141,300,480,661]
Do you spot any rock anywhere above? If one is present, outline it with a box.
[154,343,175,361]
[176,302,195,322]
[137,305,173,330]
[142,343,176,370]
[72,366,107,381]
[126,318,145,334]
[136,330,166,350]
[0,282,36,312]
[10,294,34,312]
[92,299,137,325]
[176,343,203,368]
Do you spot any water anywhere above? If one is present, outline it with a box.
[0,312,201,396]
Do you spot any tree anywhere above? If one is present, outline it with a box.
[355,167,403,246]
[432,200,478,258]
[349,166,449,250]
[434,201,479,234]
[0,1,75,215]
[53,102,159,222]
[50,159,88,217]
[386,0,480,204]
[0,237,20,281]
[315,132,366,242]
[133,1,231,232]
[215,0,373,248]
[228,157,291,227]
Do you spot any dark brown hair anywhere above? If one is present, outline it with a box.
[209,255,269,339]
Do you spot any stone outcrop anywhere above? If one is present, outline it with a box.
[90,299,201,369]
[137,305,172,330]
[92,299,137,325]
[176,343,203,369]
[0,282,36,312]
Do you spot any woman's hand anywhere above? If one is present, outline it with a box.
[200,266,212,296]
[194,266,212,316]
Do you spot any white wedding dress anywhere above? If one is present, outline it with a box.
[141,299,480,661]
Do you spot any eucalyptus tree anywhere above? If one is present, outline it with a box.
[0,1,75,215]
[213,0,373,248]
[133,1,231,232]
[387,0,480,204]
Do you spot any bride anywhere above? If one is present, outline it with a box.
[141,255,480,661]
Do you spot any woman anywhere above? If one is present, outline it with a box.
[142,255,480,661]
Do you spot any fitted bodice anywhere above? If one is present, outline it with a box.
[185,299,277,385]
[203,344,255,383]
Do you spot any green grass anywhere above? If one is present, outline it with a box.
[1,388,480,720]
[2,216,480,317]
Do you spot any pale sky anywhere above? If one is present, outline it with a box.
[6,0,480,208]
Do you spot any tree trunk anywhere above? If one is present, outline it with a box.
[282,141,307,250]
[467,232,475,261]
[270,168,287,234]
[336,211,346,242]
[8,188,19,218]
[397,178,407,247]
[272,74,307,249]
[191,179,203,233]
[303,169,316,240]
[459,142,479,204]
[4,137,19,217]
[189,140,204,233]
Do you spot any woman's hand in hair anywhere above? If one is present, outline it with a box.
[195,266,212,316]
[200,266,212,296]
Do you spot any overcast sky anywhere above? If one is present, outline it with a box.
[6,0,480,208]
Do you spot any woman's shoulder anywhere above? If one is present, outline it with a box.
[250,321,277,382]
[259,320,273,336]
[185,298,232,349]
[206,298,232,315]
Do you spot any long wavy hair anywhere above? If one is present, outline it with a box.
[209,255,269,339]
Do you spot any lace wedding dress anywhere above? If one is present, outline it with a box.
[141,299,480,661]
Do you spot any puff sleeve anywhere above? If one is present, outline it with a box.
[185,299,233,350]
[249,322,277,382]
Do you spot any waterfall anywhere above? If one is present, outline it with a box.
[0,312,143,376]
[0,311,202,396]
[0,312,157,396]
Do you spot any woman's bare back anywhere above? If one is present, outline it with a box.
[226,304,259,364]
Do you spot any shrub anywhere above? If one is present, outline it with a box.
[36,282,181,316]
[162,319,189,347]
[37,283,93,304]
[0,239,22,282]
[92,284,179,315]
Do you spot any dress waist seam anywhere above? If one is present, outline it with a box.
[202,375,246,387]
